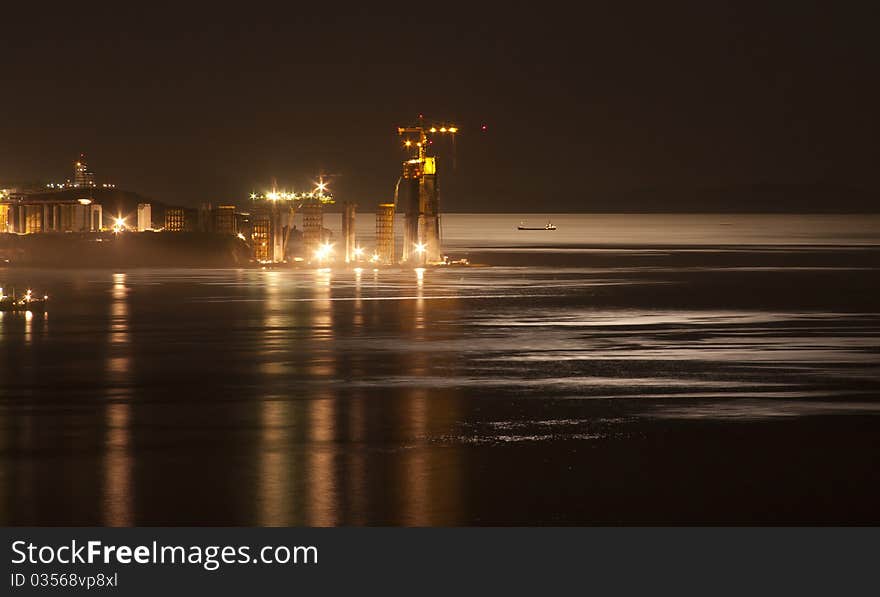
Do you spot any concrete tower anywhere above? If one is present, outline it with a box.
[397,119,455,264]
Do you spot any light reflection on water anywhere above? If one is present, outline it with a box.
[1,226,879,524]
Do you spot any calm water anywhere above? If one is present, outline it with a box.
[1,214,879,525]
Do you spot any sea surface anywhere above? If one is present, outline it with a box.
[1,213,879,525]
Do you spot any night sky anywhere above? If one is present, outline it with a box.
[1,4,877,211]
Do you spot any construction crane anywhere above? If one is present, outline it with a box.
[397,115,460,162]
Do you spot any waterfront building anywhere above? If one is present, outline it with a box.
[165,207,187,231]
[137,203,152,231]
[214,205,237,235]
[0,193,102,233]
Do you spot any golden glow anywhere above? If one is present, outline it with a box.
[253,187,333,205]
[237,232,247,241]
[112,217,126,233]
[439,127,447,132]
[353,246,365,259]
[313,242,334,262]
[429,127,437,133]
[78,198,92,205]
[448,126,458,133]
[404,140,412,147]
[414,242,427,254]
[370,252,380,263]
[423,157,436,175]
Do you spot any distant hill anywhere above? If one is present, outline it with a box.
[22,187,177,226]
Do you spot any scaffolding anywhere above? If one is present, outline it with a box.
[302,203,324,262]
[252,214,272,262]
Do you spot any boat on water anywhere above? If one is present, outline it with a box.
[0,288,49,312]
[517,220,557,231]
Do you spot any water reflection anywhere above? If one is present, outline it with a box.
[5,244,875,524]
[307,268,337,526]
[102,272,133,526]
[258,400,292,526]
[257,270,292,525]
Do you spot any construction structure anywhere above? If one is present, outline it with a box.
[342,202,357,263]
[247,176,334,264]
[375,203,395,264]
[395,117,457,265]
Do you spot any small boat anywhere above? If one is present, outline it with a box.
[517,220,557,231]
[0,288,49,312]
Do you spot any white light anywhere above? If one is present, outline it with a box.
[414,242,427,254]
[313,242,334,262]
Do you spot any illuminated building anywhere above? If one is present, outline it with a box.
[164,208,187,232]
[74,154,96,187]
[251,214,272,262]
[137,203,152,231]
[375,203,395,264]
[0,193,102,233]
[44,155,115,191]
[235,211,252,240]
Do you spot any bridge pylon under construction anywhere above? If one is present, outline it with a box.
[393,116,459,265]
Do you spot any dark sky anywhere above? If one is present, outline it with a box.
[1,4,877,211]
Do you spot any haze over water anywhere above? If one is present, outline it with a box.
[1,214,879,525]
